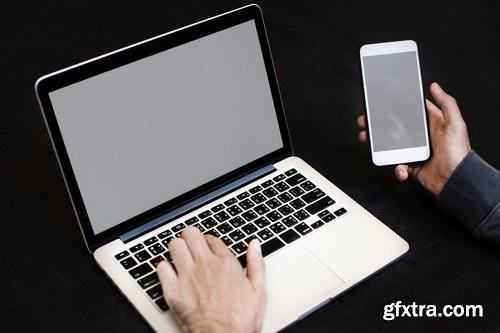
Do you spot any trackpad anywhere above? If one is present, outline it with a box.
[264,245,345,326]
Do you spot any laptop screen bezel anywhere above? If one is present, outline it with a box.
[35,4,292,252]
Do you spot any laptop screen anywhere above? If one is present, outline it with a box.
[47,20,284,235]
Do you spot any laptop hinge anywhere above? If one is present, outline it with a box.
[119,164,276,243]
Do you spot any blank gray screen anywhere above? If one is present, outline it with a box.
[363,51,426,152]
[49,20,283,234]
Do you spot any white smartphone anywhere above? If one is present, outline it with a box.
[359,40,430,166]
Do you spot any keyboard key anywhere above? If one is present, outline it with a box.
[284,169,297,177]
[245,234,259,244]
[201,217,217,229]
[266,210,282,222]
[129,263,153,279]
[311,220,324,229]
[318,210,330,218]
[289,198,306,210]
[278,205,294,216]
[236,192,250,200]
[115,251,129,260]
[155,297,169,311]
[249,185,262,194]
[305,196,335,215]
[261,180,274,188]
[137,272,159,289]
[148,243,164,256]
[289,186,305,197]
[144,236,158,246]
[146,284,163,300]
[172,223,186,233]
[250,193,267,204]
[293,209,310,221]
[257,228,273,241]
[241,223,258,235]
[280,229,300,244]
[269,222,286,234]
[198,210,211,219]
[321,213,335,222]
[229,229,245,242]
[227,205,242,216]
[254,217,271,228]
[185,216,199,226]
[232,241,248,255]
[157,230,173,239]
[221,235,233,246]
[274,181,290,192]
[261,237,285,256]
[228,216,245,228]
[311,221,325,229]
[216,222,233,235]
[273,174,286,182]
[211,204,225,213]
[150,256,165,268]
[130,244,144,253]
[254,204,270,215]
[294,222,313,235]
[242,210,258,222]
[282,216,298,228]
[120,257,137,269]
[204,228,221,238]
[334,207,347,217]
[192,223,205,233]
[285,173,306,186]
[161,237,174,247]
[300,181,316,192]
[214,211,231,223]
[134,250,152,262]
[239,199,255,210]
[224,197,238,206]
[277,192,294,203]
[262,188,278,198]
[301,188,326,203]
[266,198,282,209]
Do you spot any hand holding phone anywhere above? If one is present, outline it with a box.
[359,40,430,166]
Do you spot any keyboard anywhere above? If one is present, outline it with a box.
[113,168,348,312]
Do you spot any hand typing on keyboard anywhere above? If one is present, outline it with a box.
[157,227,267,333]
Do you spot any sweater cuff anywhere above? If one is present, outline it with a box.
[436,150,500,238]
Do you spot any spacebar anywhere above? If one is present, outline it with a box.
[305,196,335,214]
[261,237,286,257]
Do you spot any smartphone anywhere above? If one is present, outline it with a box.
[359,40,430,166]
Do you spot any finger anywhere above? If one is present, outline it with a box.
[205,234,233,257]
[168,237,194,272]
[357,115,366,129]
[395,164,409,181]
[246,239,267,298]
[180,226,211,261]
[429,82,465,126]
[156,260,178,284]
[425,98,444,132]
[358,130,367,143]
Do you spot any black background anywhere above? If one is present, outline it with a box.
[2,1,499,332]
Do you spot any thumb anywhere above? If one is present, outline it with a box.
[246,239,267,297]
[429,82,464,126]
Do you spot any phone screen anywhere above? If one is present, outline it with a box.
[362,51,427,152]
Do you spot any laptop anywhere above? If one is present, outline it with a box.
[35,4,409,332]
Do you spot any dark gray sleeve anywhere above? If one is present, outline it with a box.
[436,150,500,243]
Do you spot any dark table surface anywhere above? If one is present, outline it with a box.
[2,1,500,332]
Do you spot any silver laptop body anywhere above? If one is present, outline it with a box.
[35,4,408,332]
